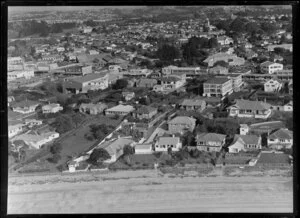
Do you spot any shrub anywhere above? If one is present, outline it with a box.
[153,152,162,158]
[50,143,62,154]
[47,153,61,163]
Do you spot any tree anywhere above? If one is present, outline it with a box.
[123,144,135,164]
[181,131,196,147]
[167,147,172,155]
[189,148,200,158]
[48,153,61,163]
[156,44,180,62]
[208,37,219,48]
[87,148,111,165]
[113,79,128,90]
[213,60,229,68]
[50,143,62,154]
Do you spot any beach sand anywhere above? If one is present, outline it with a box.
[7,169,293,213]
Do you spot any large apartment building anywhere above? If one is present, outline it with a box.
[260,61,283,74]
[203,77,233,99]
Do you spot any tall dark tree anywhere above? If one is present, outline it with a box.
[87,148,111,165]
[156,44,180,62]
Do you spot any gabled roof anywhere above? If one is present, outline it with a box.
[102,137,134,156]
[168,116,196,126]
[260,61,278,67]
[269,128,293,140]
[228,99,271,111]
[196,133,226,142]
[106,105,135,113]
[157,136,180,145]
[234,134,260,145]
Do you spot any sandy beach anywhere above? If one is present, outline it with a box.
[7,169,293,213]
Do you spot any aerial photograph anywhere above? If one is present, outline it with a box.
[7,5,293,213]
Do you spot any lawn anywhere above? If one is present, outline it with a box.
[47,114,123,168]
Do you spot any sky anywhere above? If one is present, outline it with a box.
[8,6,146,14]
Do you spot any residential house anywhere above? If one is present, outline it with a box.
[56,47,65,52]
[133,106,158,120]
[42,103,63,114]
[168,116,196,134]
[260,61,283,74]
[63,65,93,76]
[155,136,182,152]
[122,91,135,101]
[24,119,43,128]
[134,143,153,154]
[162,66,201,75]
[267,128,293,150]
[41,54,64,63]
[64,72,109,94]
[239,121,285,136]
[264,79,283,92]
[8,123,25,138]
[100,137,135,163]
[228,134,262,153]
[267,44,293,52]
[227,99,272,119]
[105,105,135,116]
[109,65,122,72]
[8,70,34,81]
[136,78,158,88]
[10,100,39,114]
[124,68,152,77]
[203,53,245,67]
[196,133,226,152]
[154,76,185,93]
[179,99,206,112]
[203,77,233,99]
[209,65,228,75]
[8,64,24,71]
[8,57,23,65]
[217,36,234,45]
[79,103,108,115]
[89,50,99,55]
[12,131,60,149]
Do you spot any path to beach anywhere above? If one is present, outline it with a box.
[7,169,293,213]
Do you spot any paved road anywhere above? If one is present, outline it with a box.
[7,176,293,213]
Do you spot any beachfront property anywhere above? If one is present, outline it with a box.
[228,134,262,153]
[154,136,182,152]
[168,116,196,134]
[227,99,272,119]
[12,131,60,149]
[267,128,293,150]
[42,103,63,114]
[105,104,135,116]
[195,133,226,152]
[64,72,109,94]
[79,103,108,115]
[203,77,233,99]
[10,100,40,114]
[260,61,283,74]
[264,79,283,92]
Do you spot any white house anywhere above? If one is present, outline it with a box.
[11,100,40,114]
[264,79,282,92]
[267,128,293,150]
[8,123,25,138]
[228,134,262,153]
[155,136,182,152]
[12,131,60,149]
[227,99,272,119]
[134,143,153,154]
[24,119,43,127]
[260,61,283,74]
[8,70,35,81]
[105,105,135,116]
[42,103,63,114]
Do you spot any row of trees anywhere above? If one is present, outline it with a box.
[9,20,77,38]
